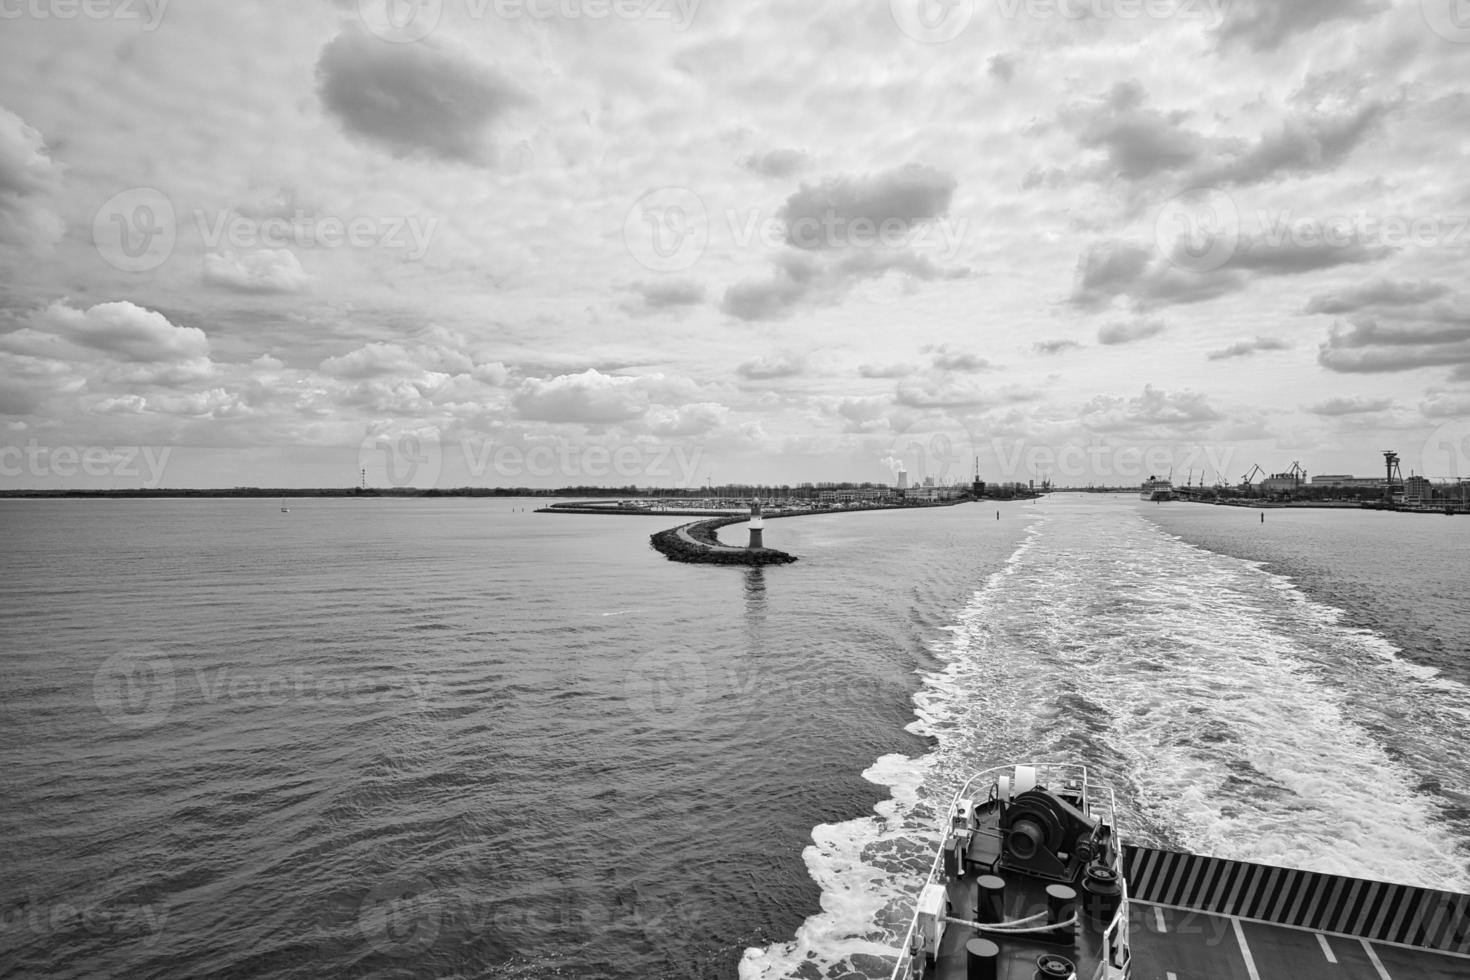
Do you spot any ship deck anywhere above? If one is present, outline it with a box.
[893,797,1470,980]
[1132,901,1470,979]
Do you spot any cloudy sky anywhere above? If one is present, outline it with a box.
[2,0,1469,489]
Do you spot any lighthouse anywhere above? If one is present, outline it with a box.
[748,497,764,549]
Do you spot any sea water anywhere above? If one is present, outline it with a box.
[2,495,1465,979]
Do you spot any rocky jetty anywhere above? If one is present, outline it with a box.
[649,516,798,566]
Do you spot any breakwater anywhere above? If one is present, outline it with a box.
[646,501,973,565]
[535,499,981,567]
[536,498,976,566]
[649,516,798,566]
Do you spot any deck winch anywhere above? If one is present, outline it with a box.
[892,764,1129,980]
[1000,787,1101,881]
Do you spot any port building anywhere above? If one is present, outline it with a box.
[1309,475,1386,489]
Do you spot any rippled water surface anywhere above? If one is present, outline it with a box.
[2,495,1466,979]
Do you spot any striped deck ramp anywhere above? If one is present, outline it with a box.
[1124,845,1470,955]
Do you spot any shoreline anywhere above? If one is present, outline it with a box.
[1179,498,1468,514]
[0,488,558,499]
[538,497,979,518]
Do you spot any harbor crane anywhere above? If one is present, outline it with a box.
[1241,463,1264,487]
[1290,461,1307,491]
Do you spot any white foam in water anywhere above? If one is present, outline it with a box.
[1005,509,1470,892]
[737,755,940,980]
[744,501,1470,979]
[738,816,910,979]
[865,754,923,825]
[740,519,1053,980]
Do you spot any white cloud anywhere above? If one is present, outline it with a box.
[0,3,1465,484]
[41,301,210,364]
[1207,337,1291,361]
[204,249,313,294]
[736,352,807,381]
[1080,385,1224,433]
[742,148,810,179]
[319,341,473,379]
[0,105,63,251]
[1099,319,1166,346]
[1308,396,1394,416]
[512,369,654,425]
[1214,0,1388,52]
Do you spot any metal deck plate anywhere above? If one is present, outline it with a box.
[1131,902,1470,980]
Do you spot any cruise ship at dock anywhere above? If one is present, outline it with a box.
[1139,477,1173,501]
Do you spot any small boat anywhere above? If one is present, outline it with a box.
[280,498,290,513]
[891,763,1129,980]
